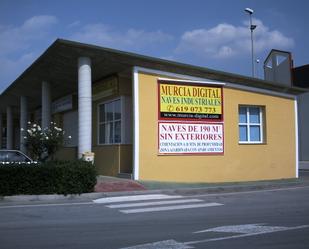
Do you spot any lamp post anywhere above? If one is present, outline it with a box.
[256,59,260,78]
[245,7,257,77]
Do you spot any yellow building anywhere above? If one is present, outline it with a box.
[136,70,298,182]
[0,39,305,183]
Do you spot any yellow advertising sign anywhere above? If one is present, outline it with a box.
[159,82,223,120]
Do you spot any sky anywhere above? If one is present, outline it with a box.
[0,0,308,93]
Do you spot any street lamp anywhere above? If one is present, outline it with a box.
[245,7,257,77]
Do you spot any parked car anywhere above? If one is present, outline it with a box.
[0,150,36,164]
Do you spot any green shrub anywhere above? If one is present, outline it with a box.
[0,160,97,196]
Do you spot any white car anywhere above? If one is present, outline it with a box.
[0,150,36,164]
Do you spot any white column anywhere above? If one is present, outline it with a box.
[42,81,51,129]
[78,57,92,158]
[20,96,28,153]
[6,106,13,150]
[0,113,2,149]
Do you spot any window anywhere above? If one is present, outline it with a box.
[98,99,121,144]
[0,151,31,163]
[239,106,264,143]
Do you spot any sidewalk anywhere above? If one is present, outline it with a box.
[96,170,309,196]
[1,170,309,202]
[95,176,146,192]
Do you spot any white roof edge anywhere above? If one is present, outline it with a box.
[158,77,225,86]
[135,66,296,99]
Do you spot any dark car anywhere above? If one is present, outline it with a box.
[0,150,36,164]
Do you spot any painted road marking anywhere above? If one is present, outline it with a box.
[120,224,309,249]
[106,199,203,208]
[194,223,287,234]
[187,224,309,245]
[121,239,194,249]
[95,194,223,214]
[93,194,183,204]
[120,202,223,214]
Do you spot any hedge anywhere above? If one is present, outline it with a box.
[0,160,97,196]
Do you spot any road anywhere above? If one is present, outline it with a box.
[0,186,309,249]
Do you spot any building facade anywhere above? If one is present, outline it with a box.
[264,50,309,169]
[0,39,305,182]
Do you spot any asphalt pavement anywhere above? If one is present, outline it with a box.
[1,170,309,249]
[0,184,308,249]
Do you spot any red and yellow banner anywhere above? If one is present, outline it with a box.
[159,82,223,120]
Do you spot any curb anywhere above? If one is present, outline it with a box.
[102,180,309,197]
[1,192,106,202]
[1,180,308,203]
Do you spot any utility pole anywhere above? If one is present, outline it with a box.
[245,8,257,77]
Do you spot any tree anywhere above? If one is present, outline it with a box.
[23,122,71,162]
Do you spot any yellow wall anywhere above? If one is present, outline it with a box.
[119,144,133,173]
[93,144,132,176]
[91,74,133,176]
[93,145,120,176]
[138,72,296,182]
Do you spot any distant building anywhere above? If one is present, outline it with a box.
[0,40,306,182]
[264,50,309,169]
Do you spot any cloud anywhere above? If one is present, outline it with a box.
[22,15,58,31]
[176,18,294,59]
[0,15,58,90]
[0,52,36,92]
[67,21,81,29]
[70,23,173,51]
[0,15,58,56]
